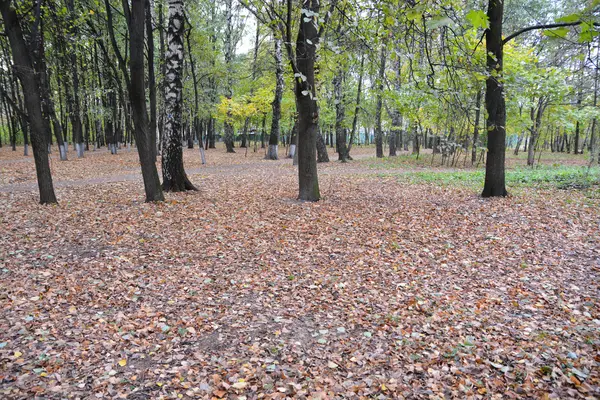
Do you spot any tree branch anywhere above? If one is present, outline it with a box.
[503,21,599,45]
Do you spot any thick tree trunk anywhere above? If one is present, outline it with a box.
[161,0,196,192]
[1,0,57,204]
[128,0,164,201]
[294,0,320,201]
[481,0,507,197]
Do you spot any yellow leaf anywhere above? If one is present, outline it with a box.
[14,351,22,358]
[118,359,127,367]
[89,10,95,15]
[381,384,387,391]
[232,381,247,389]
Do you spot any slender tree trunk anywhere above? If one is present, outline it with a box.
[316,125,329,163]
[333,70,347,162]
[146,0,158,159]
[1,0,57,203]
[574,121,581,155]
[389,113,400,157]
[288,119,298,158]
[66,0,84,157]
[472,89,482,164]
[267,37,283,160]
[375,43,386,158]
[481,0,507,197]
[514,133,523,155]
[347,55,363,158]
[223,0,235,153]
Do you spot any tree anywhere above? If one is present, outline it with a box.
[481,0,508,197]
[267,36,284,160]
[0,0,57,204]
[162,0,197,192]
[294,0,321,201]
[127,0,165,201]
[223,0,236,153]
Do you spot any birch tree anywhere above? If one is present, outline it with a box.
[162,0,197,192]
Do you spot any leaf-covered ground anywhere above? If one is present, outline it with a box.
[1,146,599,399]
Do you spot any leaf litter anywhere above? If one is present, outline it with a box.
[0,148,599,399]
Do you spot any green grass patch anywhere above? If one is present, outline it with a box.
[390,166,600,190]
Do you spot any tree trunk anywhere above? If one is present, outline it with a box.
[574,121,581,155]
[333,70,347,162]
[288,119,298,158]
[347,55,364,158]
[389,113,401,157]
[294,0,320,201]
[472,89,482,164]
[128,0,164,201]
[66,0,84,158]
[481,0,507,197]
[316,126,329,163]
[375,43,386,158]
[161,0,196,191]
[223,0,236,153]
[1,0,57,204]
[146,0,158,159]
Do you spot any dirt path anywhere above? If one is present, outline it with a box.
[0,152,416,193]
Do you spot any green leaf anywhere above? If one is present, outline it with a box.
[466,10,489,30]
[542,27,570,39]
[556,13,580,23]
[406,10,421,21]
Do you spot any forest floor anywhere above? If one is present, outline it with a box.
[1,144,599,399]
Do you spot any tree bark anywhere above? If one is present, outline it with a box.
[389,113,400,157]
[481,0,508,197]
[66,0,84,158]
[162,0,196,192]
[333,70,347,161]
[267,37,284,160]
[0,0,57,204]
[316,125,329,163]
[347,55,364,158]
[294,0,320,201]
[472,89,482,164]
[223,0,235,153]
[128,0,165,201]
[146,0,158,159]
[375,43,386,158]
